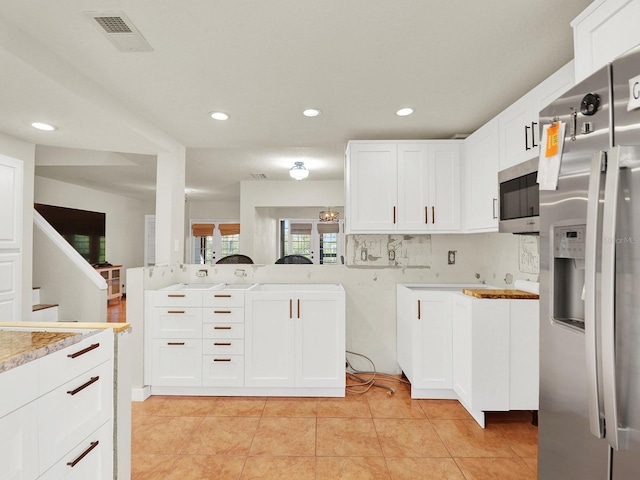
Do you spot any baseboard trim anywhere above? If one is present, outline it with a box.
[131,385,151,402]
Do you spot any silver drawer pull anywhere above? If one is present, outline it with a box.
[67,343,100,359]
[67,441,99,467]
[67,376,99,396]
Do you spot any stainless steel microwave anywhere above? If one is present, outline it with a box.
[498,157,539,234]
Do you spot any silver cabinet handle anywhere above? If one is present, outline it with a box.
[585,150,606,439]
[492,198,498,219]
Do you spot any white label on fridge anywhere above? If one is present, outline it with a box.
[628,74,640,111]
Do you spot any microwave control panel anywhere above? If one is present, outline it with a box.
[554,225,585,259]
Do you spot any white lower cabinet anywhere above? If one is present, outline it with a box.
[452,296,510,421]
[397,284,539,427]
[396,285,456,397]
[0,328,114,480]
[146,284,346,396]
[245,289,345,393]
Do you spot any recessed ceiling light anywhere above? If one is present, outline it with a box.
[303,108,321,117]
[31,122,57,131]
[209,111,229,121]
[396,108,414,117]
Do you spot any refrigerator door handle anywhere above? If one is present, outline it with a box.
[585,150,606,439]
[601,146,629,451]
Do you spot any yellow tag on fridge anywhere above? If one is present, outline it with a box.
[546,122,559,157]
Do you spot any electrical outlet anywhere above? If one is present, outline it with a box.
[196,269,208,277]
[448,250,456,265]
[360,248,368,261]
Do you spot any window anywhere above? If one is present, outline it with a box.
[280,219,344,265]
[191,221,240,264]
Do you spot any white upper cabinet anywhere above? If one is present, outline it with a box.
[464,118,499,232]
[345,142,398,233]
[346,140,461,234]
[572,0,640,82]
[499,61,574,171]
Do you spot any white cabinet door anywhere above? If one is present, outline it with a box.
[429,143,461,231]
[0,155,23,322]
[413,292,453,389]
[345,142,398,233]
[572,0,640,82]
[245,292,295,388]
[151,338,202,387]
[499,95,535,171]
[397,143,430,231]
[0,401,39,480]
[295,291,345,388]
[464,118,499,231]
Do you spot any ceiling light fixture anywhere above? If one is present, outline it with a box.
[209,111,229,121]
[303,108,321,117]
[31,122,57,131]
[319,208,339,222]
[396,107,414,117]
[289,161,309,180]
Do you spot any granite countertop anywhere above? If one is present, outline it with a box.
[0,330,84,373]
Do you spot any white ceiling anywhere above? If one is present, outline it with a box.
[0,0,594,202]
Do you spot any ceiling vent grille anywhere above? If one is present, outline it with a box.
[250,173,267,179]
[85,11,153,52]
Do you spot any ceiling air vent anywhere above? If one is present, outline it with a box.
[85,11,153,52]
[250,173,267,179]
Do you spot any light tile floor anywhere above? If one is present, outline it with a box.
[131,382,538,480]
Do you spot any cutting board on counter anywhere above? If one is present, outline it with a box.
[462,289,539,299]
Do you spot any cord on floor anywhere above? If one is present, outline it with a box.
[345,350,410,396]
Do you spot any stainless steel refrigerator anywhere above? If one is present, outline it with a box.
[538,44,640,479]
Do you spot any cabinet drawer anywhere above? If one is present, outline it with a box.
[202,355,244,387]
[39,329,113,395]
[151,290,203,307]
[39,420,113,480]
[202,291,245,308]
[202,307,244,323]
[152,307,202,338]
[38,360,113,475]
[202,338,244,355]
[151,339,202,387]
[203,323,244,339]
[0,401,39,480]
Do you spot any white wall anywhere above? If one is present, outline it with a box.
[0,132,35,319]
[186,200,240,220]
[34,176,155,292]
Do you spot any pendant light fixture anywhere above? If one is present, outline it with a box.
[289,161,309,180]
[319,208,339,222]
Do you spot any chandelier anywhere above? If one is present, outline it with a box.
[319,208,339,222]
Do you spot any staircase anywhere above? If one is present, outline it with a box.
[32,287,59,322]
